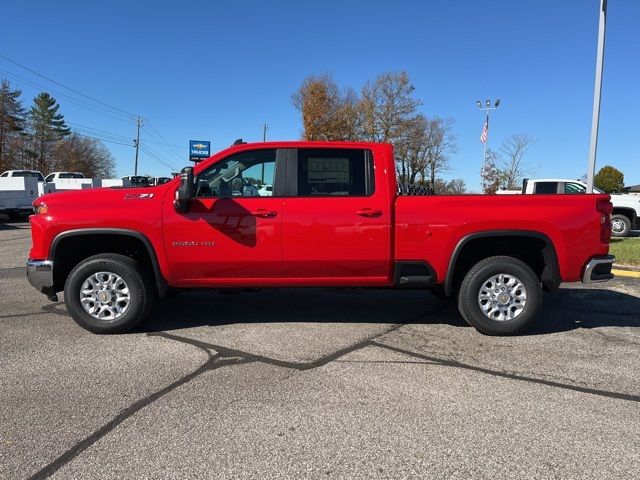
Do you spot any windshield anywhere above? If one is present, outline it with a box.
[59,173,84,179]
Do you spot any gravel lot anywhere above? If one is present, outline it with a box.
[1,218,639,479]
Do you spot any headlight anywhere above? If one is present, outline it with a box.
[34,203,48,215]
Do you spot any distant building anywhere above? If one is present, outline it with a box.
[623,184,640,194]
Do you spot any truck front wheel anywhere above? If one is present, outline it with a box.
[457,256,542,335]
[64,253,155,334]
[611,214,631,237]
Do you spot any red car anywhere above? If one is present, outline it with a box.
[27,141,614,335]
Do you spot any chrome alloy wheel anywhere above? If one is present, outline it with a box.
[477,273,527,321]
[80,271,131,320]
[611,218,626,235]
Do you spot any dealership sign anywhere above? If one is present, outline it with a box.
[189,140,211,162]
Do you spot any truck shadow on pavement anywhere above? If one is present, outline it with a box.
[529,287,640,334]
[140,286,640,335]
[0,218,25,230]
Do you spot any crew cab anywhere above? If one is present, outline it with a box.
[27,142,615,335]
[497,178,640,237]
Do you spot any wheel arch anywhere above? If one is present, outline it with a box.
[444,230,560,297]
[611,207,636,222]
[50,228,168,297]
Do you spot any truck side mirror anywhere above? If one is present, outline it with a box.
[174,166,194,213]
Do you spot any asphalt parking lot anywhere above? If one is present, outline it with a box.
[1,218,639,480]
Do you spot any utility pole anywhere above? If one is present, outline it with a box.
[133,116,143,175]
[587,0,608,193]
[476,98,500,191]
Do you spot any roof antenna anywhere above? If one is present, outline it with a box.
[232,138,246,146]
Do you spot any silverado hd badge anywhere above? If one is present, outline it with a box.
[172,241,215,247]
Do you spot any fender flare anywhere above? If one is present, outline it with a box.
[50,228,168,297]
[444,230,561,296]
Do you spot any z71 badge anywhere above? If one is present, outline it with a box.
[124,193,154,199]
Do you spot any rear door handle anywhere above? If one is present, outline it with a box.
[251,209,278,218]
[356,208,383,218]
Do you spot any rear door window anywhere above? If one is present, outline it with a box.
[294,148,373,196]
[564,182,587,194]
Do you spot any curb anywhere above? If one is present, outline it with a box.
[612,263,640,272]
[611,269,640,279]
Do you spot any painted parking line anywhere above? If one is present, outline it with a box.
[612,269,640,279]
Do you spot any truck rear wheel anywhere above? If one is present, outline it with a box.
[64,253,155,334]
[611,214,631,237]
[457,256,542,335]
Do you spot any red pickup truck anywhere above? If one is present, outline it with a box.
[27,141,615,335]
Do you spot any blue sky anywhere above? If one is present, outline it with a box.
[1,0,638,190]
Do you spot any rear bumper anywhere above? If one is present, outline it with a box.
[26,259,55,295]
[582,255,615,283]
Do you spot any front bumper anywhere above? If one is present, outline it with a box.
[26,259,55,296]
[582,255,615,283]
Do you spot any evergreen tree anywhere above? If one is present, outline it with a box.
[594,165,625,193]
[29,92,70,172]
[0,79,25,171]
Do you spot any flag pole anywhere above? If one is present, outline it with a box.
[477,99,499,192]
[483,112,489,175]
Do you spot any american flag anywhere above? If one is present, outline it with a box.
[480,120,488,143]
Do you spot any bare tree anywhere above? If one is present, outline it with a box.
[498,134,537,189]
[360,72,420,143]
[395,115,456,185]
[52,134,115,178]
[434,178,467,194]
[481,148,501,194]
[394,114,428,183]
[424,117,456,187]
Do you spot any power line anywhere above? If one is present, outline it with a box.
[139,145,179,171]
[66,121,132,141]
[73,132,134,147]
[0,56,230,169]
[143,120,186,163]
[0,54,137,119]
[0,68,136,125]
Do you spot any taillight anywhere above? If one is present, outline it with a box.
[596,198,613,243]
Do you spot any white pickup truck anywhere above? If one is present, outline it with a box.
[497,178,640,237]
[0,176,40,219]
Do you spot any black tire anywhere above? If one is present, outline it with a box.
[611,214,631,237]
[64,253,155,334]
[457,256,542,335]
[7,212,21,220]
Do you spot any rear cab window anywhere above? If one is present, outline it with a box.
[533,182,558,194]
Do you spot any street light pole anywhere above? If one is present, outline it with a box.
[586,0,608,193]
[477,98,500,190]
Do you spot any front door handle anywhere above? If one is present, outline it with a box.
[356,208,383,218]
[251,209,278,218]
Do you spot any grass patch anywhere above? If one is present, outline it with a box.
[609,237,640,265]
